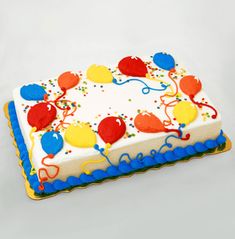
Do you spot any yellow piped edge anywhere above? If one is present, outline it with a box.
[4,102,232,200]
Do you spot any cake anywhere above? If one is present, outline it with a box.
[5,52,231,199]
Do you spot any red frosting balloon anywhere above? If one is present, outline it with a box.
[179,75,202,97]
[134,112,165,133]
[58,71,80,90]
[118,56,148,77]
[27,103,57,131]
[98,116,126,144]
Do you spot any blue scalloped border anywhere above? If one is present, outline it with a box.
[8,101,227,196]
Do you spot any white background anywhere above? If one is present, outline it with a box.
[0,0,234,238]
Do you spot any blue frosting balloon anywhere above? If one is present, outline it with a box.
[153,52,175,71]
[20,84,47,101]
[41,131,64,155]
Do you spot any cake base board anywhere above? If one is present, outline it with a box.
[4,102,232,200]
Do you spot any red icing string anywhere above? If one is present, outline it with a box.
[54,100,77,132]
[189,95,217,119]
[163,99,179,126]
[160,69,178,103]
[54,88,70,111]
[38,154,59,190]
[160,69,179,126]
[164,128,190,140]
[44,87,78,132]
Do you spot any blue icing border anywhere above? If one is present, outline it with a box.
[8,101,227,196]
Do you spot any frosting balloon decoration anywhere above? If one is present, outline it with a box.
[64,123,97,148]
[179,75,202,96]
[38,131,64,190]
[173,101,198,125]
[81,116,126,174]
[27,102,57,131]
[20,84,47,101]
[134,111,190,140]
[58,71,80,90]
[87,64,113,83]
[118,56,148,77]
[179,75,217,119]
[153,52,175,71]
[98,116,126,144]
[41,131,64,155]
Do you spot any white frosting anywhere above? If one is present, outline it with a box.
[13,56,222,181]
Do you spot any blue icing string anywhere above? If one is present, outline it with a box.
[94,144,114,166]
[20,84,47,101]
[118,152,143,163]
[118,124,187,163]
[112,78,169,94]
[7,101,227,196]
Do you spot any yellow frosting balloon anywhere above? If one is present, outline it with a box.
[173,101,198,125]
[64,123,96,148]
[86,64,113,83]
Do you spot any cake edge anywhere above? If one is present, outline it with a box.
[4,101,232,200]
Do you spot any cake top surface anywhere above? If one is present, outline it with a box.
[13,52,220,184]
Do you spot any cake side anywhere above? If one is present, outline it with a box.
[12,53,222,189]
[6,100,229,198]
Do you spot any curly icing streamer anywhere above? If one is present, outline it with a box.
[38,154,59,190]
[119,124,189,162]
[160,69,180,126]
[112,78,169,94]
[81,144,113,174]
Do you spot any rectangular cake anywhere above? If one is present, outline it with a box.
[6,52,230,198]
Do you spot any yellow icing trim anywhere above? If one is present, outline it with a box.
[173,101,198,125]
[81,157,105,175]
[80,143,111,174]
[64,122,96,148]
[104,143,111,155]
[87,64,113,83]
[29,127,37,175]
